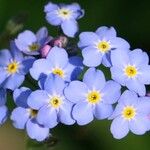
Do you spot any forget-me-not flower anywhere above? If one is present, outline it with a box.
[64,68,121,125]
[110,49,150,96]
[78,26,130,67]
[27,74,75,128]
[44,2,84,37]
[110,90,150,139]
[11,87,50,142]
[15,27,50,55]
[30,46,83,84]
[0,42,35,90]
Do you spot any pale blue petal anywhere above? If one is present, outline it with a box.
[44,2,59,13]
[20,56,35,75]
[37,105,58,128]
[83,68,106,90]
[46,11,62,26]
[64,56,83,82]
[0,89,6,106]
[138,65,150,84]
[44,74,66,95]
[47,46,68,68]
[10,107,30,129]
[26,119,49,142]
[10,41,24,62]
[94,103,113,119]
[78,32,99,48]
[3,74,25,90]
[111,50,130,68]
[129,49,149,67]
[110,66,127,86]
[0,67,7,85]
[111,37,130,49]
[30,59,53,80]
[129,114,148,135]
[126,79,146,96]
[36,27,48,45]
[58,100,75,125]
[13,87,32,108]
[64,81,88,103]
[0,105,8,125]
[82,46,102,67]
[101,80,121,104]
[72,101,93,125]
[110,116,129,139]
[119,90,138,105]
[96,26,116,38]
[61,19,78,37]
[102,53,112,67]
[27,90,49,110]
[0,49,11,66]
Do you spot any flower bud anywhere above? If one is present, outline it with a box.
[40,45,51,58]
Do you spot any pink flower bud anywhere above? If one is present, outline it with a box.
[52,36,68,48]
[40,45,51,58]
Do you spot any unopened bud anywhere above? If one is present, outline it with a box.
[40,45,51,58]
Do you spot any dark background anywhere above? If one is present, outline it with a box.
[0,0,150,149]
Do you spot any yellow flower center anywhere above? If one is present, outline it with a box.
[50,96,62,108]
[7,61,19,74]
[87,91,101,104]
[122,106,136,120]
[29,109,38,118]
[52,68,65,78]
[29,43,40,51]
[124,65,137,78]
[57,8,72,19]
[97,41,110,53]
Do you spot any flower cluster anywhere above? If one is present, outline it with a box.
[0,1,150,142]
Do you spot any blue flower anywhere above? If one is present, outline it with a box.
[27,74,75,128]
[78,26,130,67]
[0,88,8,125]
[110,90,150,139]
[44,2,84,37]
[64,68,121,125]
[11,87,50,141]
[15,27,50,55]
[0,42,35,90]
[110,49,150,96]
[30,46,83,85]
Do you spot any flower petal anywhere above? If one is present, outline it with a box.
[94,103,113,119]
[110,116,129,139]
[61,19,78,37]
[27,90,49,110]
[47,46,68,68]
[102,80,121,104]
[0,88,6,106]
[95,26,117,38]
[13,87,32,108]
[111,49,130,68]
[129,114,149,135]
[72,101,93,125]
[10,107,30,129]
[126,79,146,96]
[37,105,58,128]
[83,68,106,90]
[59,100,75,125]
[0,105,8,125]
[3,74,25,90]
[26,119,49,142]
[82,46,102,67]
[30,59,53,80]
[78,32,99,48]
[44,74,66,95]
[64,81,88,103]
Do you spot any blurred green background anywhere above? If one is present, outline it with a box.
[0,0,150,149]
